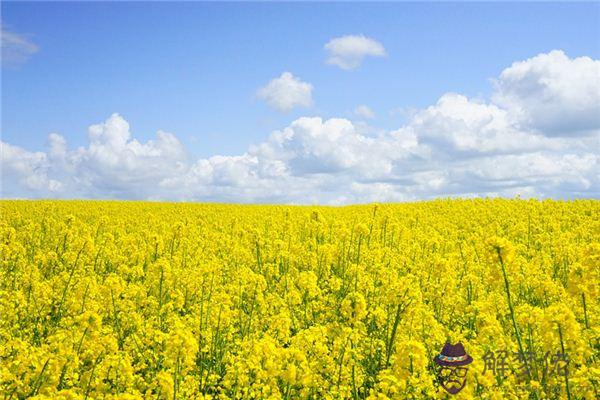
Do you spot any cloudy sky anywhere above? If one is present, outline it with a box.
[2,2,599,203]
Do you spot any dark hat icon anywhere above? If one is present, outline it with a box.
[433,342,473,367]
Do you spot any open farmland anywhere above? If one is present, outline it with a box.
[0,200,598,399]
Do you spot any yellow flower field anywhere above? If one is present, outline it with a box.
[0,199,598,399]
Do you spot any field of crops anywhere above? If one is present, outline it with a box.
[0,200,598,399]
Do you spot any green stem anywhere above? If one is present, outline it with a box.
[385,290,411,367]
[28,358,50,397]
[337,337,350,391]
[582,293,590,329]
[557,324,572,400]
[84,353,103,400]
[497,248,530,381]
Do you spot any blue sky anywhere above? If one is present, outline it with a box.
[1,2,599,203]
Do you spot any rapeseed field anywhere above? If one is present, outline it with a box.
[0,200,598,399]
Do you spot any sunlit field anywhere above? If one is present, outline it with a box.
[0,200,598,399]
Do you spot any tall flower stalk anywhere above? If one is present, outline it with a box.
[495,246,531,381]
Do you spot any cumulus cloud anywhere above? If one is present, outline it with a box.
[1,141,61,194]
[248,116,414,178]
[1,27,39,67]
[398,93,563,155]
[2,50,598,203]
[2,114,187,199]
[354,105,375,119]
[493,50,600,136]
[257,72,313,112]
[325,35,386,70]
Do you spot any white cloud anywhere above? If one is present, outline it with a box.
[249,116,412,178]
[2,114,187,199]
[354,105,375,119]
[493,50,600,136]
[1,27,39,67]
[398,92,563,155]
[325,35,386,70]
[1,141,61,194]
[257,72,313,112]
[2,51,598,203]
